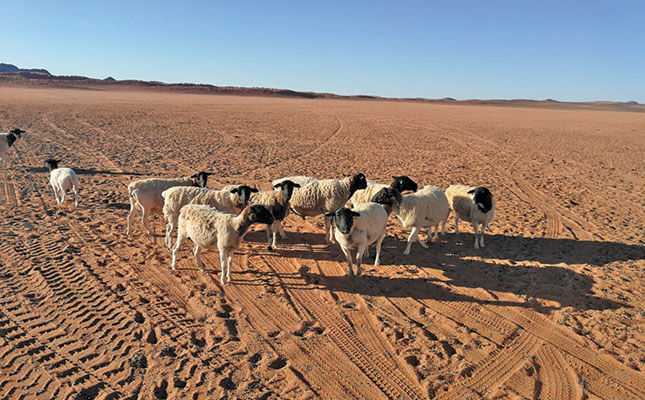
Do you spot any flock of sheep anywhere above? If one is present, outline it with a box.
[1,128,495,284]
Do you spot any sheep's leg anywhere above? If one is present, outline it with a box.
[441,217,447,235]
[278,221,287,239]
[454,215,460,234]
[433,224,440,240]
[266,227,273,250]
[374,230,385,267]
[73,188,79,207]
[271,230,278,250]
[404,226,423,255]
[340,246,355,276]
[472,222,480,249]
[59,188,66,205]
[480,224,487,248]
[193,244,204,271]
[226,254,233,283]
[219,251,228,285]
[355,245,366,277]
[365,244,370,258]
[324,216,336,244]
[141,208,153,236]
[164,220,174,249]
[51,184,61,205]
[171,230,186,272]
[418,227,430,249]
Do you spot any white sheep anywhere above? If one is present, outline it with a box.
[272,175,318,188]
[126,171,211,236]
[279,173,367,244]
[162,184,258,249]
[445,185,495,249]
[325,191,398,276]
[372,186,450,255]
[249,180,301,251]
[45,159,80,207]
[170,204,274,284]
[349,175,418,206]
[0,128,25,165]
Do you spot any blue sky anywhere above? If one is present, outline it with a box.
[2,1,644,102]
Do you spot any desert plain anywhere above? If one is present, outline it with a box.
[0,86,643,399]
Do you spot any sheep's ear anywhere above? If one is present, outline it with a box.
[273,183,282,189]
[392,175,401,180]
[206,172,214,176]
[467,189,475,194]
[351,211,361,217]
[293,183,301,188]
[250,187,259,193]
[230,188,239,194]
[190,173,199,178]
[324,212,335,217]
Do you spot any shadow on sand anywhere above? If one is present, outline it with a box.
[239,230,642,312]
[27,166,145,176]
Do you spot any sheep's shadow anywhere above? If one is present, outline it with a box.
[27,166,145,176]
[243,230,640,312]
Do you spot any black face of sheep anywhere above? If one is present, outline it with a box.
[371,186,402,207]
[467,187,494,213]
[349,173,367,195]
[10,128,25,137]
[44,159,60,172]
[391,175,418,193]
[248,204,275,225]
[325,207,360,235]
[191,171,213,188]
[273,180,301,203]
[231,185,259,208]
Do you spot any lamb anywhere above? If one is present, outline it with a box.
[126,171,211,236]
[283,173,368,244]
[0,128,25,164]
[325,189,399,276]
[162,184,258,248]
[170,204,274,284]
[349,175,418,206]
[249,180,301,251]
[445,185,495,249]
[372,186,450,255]
[45,159,80,207]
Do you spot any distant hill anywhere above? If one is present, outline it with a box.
[0,63,50,75]
[0,63,643,112]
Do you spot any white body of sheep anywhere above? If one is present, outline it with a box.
[162,185,257,248]
[326,203,388,277]
[274,173,367,244]
[445,185,495,248]
[46,159,80,207]
[170,204,274,284]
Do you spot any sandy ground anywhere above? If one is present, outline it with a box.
[0,86,643,400]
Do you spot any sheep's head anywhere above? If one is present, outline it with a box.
[371,187,402,211]
[325,207,360,235]
[10,128,25,138]
[191,171,213,188]
[273,179,301,205]
[348,172,367,195]
[246,204,275,225]
[44,158,60,171]
[230,185,259,209]
[391,175,418,193]
[467,186,493,213]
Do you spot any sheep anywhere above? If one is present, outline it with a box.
[349,175,418,206]
[162,184,258,249]
[126,171,211,236]
[45,159,80,207]
[283,173,368,244]
[170,204,274,284]
[0,128,25,164]
[325,190,399,276]
[249,180,301,251]
[445,185,495,249]
[372,186,450,255]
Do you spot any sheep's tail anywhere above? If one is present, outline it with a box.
[290,206,306,220]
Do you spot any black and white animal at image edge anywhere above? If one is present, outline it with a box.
[45,158,80,207]
[0,128,25,164]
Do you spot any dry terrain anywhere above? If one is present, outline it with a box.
[0,86,643,400]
